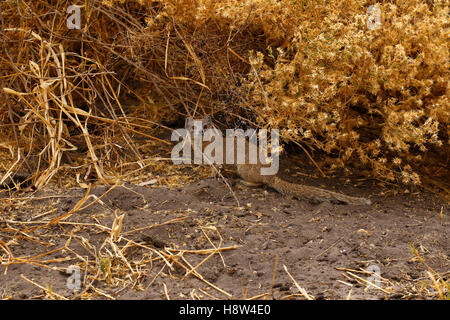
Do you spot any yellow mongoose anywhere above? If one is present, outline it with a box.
[185,117,371,205]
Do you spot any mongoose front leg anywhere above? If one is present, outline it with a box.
[240,179,263,187]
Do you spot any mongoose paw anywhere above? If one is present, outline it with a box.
[307,198,325,205]
[240,179,263,187]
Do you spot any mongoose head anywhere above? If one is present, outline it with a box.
[184,116,212,136]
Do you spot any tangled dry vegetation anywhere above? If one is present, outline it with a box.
[0,0,448,300]
[0,0,448,193]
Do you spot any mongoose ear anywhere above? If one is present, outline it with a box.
[185,117,194,129]
[203,115,212,129]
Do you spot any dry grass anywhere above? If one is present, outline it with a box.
[0,185,241,299]
[0,0,448,194]
[0,0,448,300]
[1,184,448,300]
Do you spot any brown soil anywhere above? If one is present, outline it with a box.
[0,157,448,300]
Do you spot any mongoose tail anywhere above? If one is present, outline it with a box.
[269,176,372,205]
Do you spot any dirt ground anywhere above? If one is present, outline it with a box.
[0,155,448,300]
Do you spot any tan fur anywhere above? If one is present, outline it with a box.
[186,118,371,205]
[236,162,371,205]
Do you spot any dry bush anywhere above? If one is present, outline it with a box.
[239,0,449,185]
[0,1,175,186]
[0,0,448,190]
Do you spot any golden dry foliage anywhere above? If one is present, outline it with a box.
[0,0,448,189]
[239,0,449,184]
